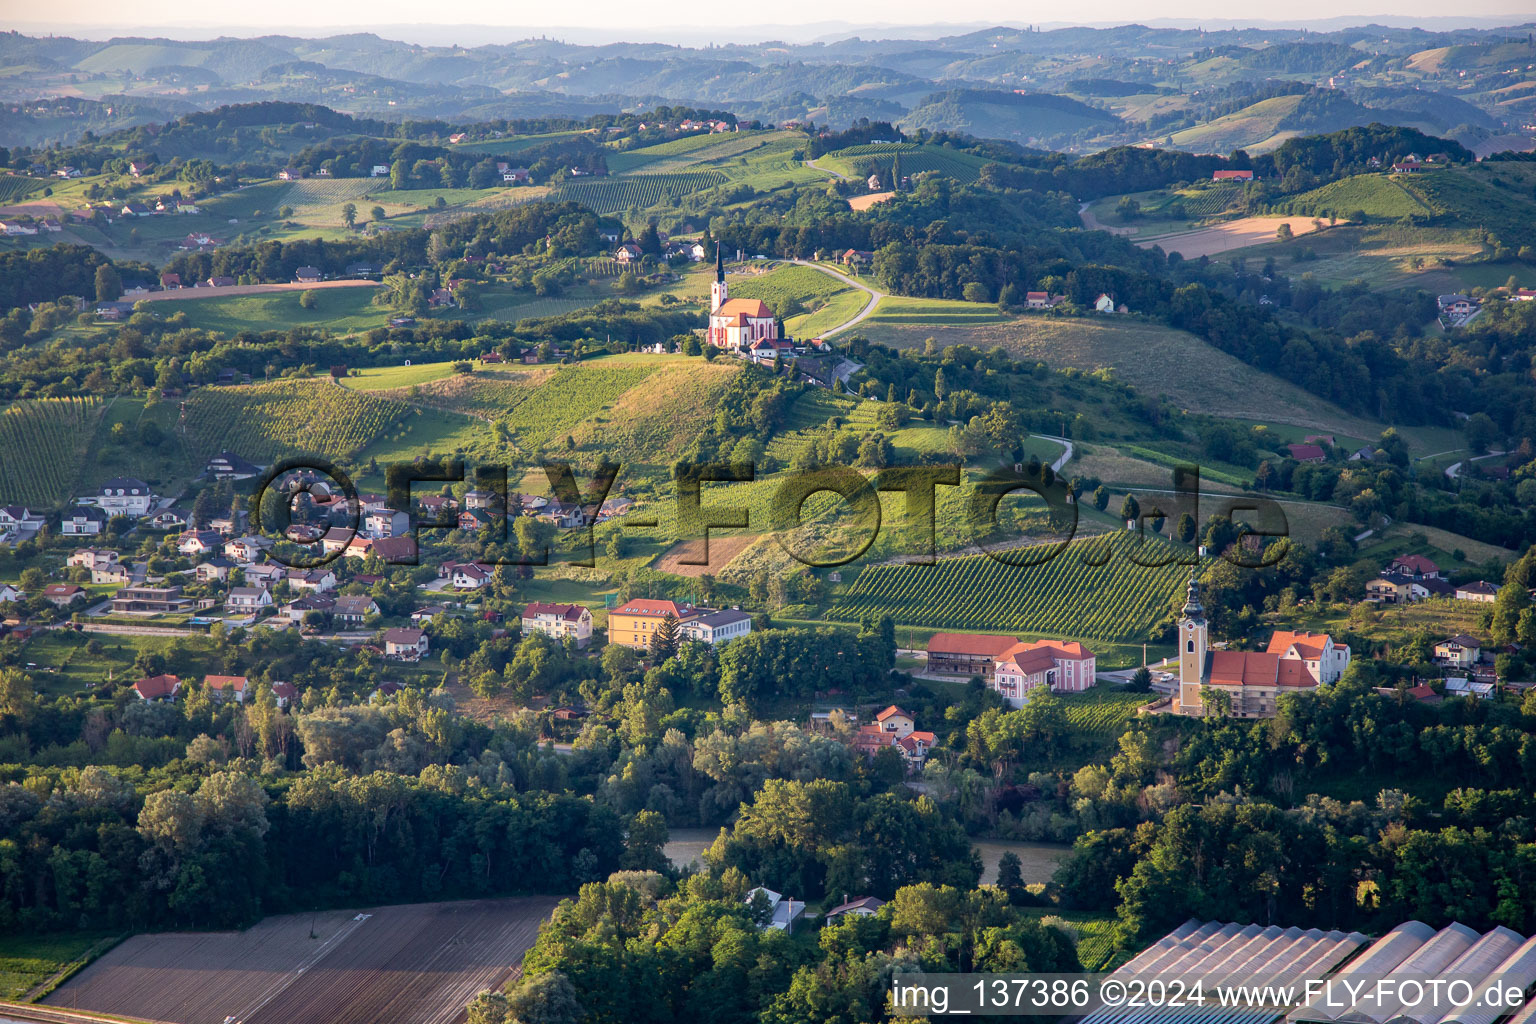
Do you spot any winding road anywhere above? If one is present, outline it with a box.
[786,258,885,338]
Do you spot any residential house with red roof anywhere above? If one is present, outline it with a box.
[205,675,250,703]
[992,640,1098,706]
[1265,629,1351,685]
[521,602,594,647]
[134,674,181,701]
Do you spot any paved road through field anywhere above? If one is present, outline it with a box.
[784,258,884,337]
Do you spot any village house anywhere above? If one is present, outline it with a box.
[608,598,699,649]
[851,705,937,770]
[1266,630,1352,684]
[204,675,250,703]
[96,477,155,517]
[1213,169,1255,181]
[243,564,286,589]
[1445,677,1496,699]
[411,605,446,624]
[286,568,337,593]
[0,507,44,533]
[926,632,1018,678]
[295,266,322,284]
[614,243,643,263]
[42,584,85,607]
[365,508,410,538]
[195,557,234,583]
[332,595,380,627]
[284,594,336,624]
[92,563,133,585]
[1287,443,1328,464]
[67,548,118,571]
[451,562,491,590]
[134,674,181,701]
[370,536,417,563]
[225,587,273,614]
[205,451,262,480]
[382,627,429,661]
[272,682,297,708]
[520,602,594,647]
[744,887,803,932]
[112,586,192,614]
[59,506,108,536]
[1434,634,1482,669]
[825,896,886,920]
[145,508,188,531]
[0,584,21,604]
[176,534,222,555]
[223,536,273,563]
[1456,581,1500,602]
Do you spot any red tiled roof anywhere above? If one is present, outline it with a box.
[1287,443,1326,461]
[713,298,773,319]
[205,674,248,692]
[926,632,1019,657]
[875,705,911,722]
[614,598,688,618]
[1208,651,1280,686]
[1266,630,1332,659]
[1390,554,1439,574]
[134,674,180,699]
[523,602,587,622]
[998,647,1058,675]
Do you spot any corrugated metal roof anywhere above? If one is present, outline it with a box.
[1435,933,1536,1024]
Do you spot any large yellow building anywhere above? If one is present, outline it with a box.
[607,598,696,649]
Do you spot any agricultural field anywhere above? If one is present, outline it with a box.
[1284,173,1433,220]
[0,930,119,1001]
[831,532,1191,642]
[449,130,587,156]
[0,175,48,203]
[1231,222,1487,289]
[180,379,409,463]
[499,362,661,452]
[46,897,557,1024]
[607,131,797,174]
[171,286,388,334]
[0,396,103,507]
[551,173,728,214]
[339,361,460,391]
[854,314,1386,439]
[1059,685,1155,736]
[816,143,993,183]
[863,294,1011,326]
[730,263,867,335]
[278,177,387,210]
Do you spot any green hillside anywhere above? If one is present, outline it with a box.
[898,89,1118,144]
[817,143,994,183]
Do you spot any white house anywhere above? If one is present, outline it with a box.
[365,508,410,538]
[1265,630,1351,685]
[59,506,108,536]
[67,548,119,570]
[1094,293,1117,313]
[96,478,154,516]
[382,627,429,661]
[451,563,490,590]
[223,535,274,562]
[1456,581,1500,603]
[0,506,44,532]
[825,896,886,920]
[225,587,273,614]
[520,602,593,647]
[205,674,251,703]
[0,584,22,603]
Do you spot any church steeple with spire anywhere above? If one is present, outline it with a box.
[710,243,728,312]
[1177,569,1208,713]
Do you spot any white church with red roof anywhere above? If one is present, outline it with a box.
[707,245,779,351]
[1176,573,1349,718]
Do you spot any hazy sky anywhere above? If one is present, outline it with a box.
[18,1,1536,43]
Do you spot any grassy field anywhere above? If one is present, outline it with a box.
[171,287,388,334]
[551,173,729,214]
[339,362,460,391]
[18,630,175,697]
[0,931,119,1001]
[831,532,1190,643]
[730,264,866,334]
[815,143,994,183]
[864,294,1011,326]
[854,314,1388,438]
[1285,173,1434,220]
[1166,93,1306,154]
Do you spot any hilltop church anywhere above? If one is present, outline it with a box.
[707,246,780,351]
[1175,573,1349,718]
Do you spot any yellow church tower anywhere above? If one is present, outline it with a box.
[1177,570,1207,713]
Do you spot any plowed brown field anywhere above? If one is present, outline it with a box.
[45,896,557,1024]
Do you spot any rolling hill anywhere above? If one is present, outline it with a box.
[898,88,1119,145]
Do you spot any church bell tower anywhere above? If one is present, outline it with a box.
[710,243,728,312]
[1177,571,1208,713]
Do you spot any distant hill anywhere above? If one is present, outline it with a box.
[1165,89,1451,154]
[898,88,1118,145]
